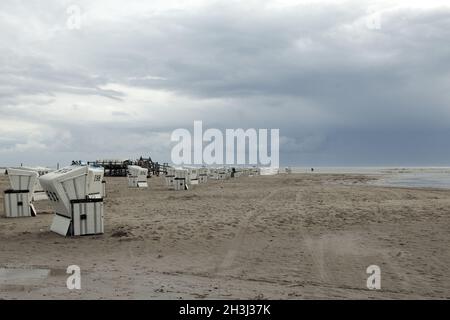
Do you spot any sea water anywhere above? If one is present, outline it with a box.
[291,167,450,189]
[373,171,450,189]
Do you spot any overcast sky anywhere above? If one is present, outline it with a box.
[1,0,450,167]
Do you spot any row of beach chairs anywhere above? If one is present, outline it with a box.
[2,164,263,237]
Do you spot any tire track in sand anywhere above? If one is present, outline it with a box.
[294,189,333,284]
[214,189,277,276]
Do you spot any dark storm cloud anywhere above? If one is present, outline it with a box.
[1,0,450,166]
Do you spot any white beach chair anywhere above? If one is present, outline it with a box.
[39,165,105,237]
[3,168,39,218]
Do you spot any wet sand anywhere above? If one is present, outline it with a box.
[0,173,449,299]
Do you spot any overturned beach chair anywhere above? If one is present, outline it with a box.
[39,165,105,237]
[3,168,39,218]
[127,165,148,188]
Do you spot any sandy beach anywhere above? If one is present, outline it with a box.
[1,173,449,300]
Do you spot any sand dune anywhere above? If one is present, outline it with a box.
[0,174,449,299]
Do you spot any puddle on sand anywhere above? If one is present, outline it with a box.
[0,268,50,285]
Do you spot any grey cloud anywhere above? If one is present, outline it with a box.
[1,1,450,166]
